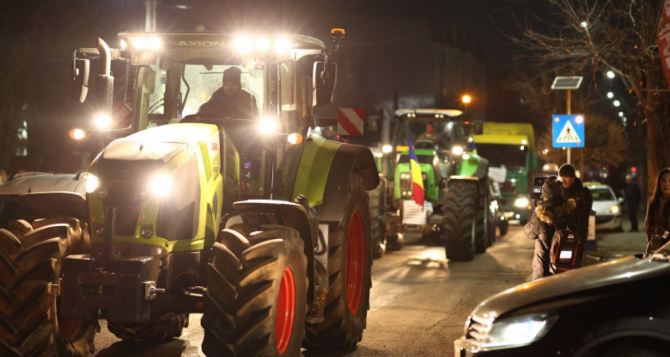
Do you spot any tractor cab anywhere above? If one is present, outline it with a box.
[74,31,340,199]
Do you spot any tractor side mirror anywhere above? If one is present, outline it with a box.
[313,61,337,107]
[73,58,90,103]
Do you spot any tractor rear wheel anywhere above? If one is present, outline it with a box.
[201,224,307,357]
[304,174,372,352]
[0,218,96,357]
[107,313,188,343]
[444,180,478,261]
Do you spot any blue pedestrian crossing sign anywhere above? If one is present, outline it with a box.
[552,114,585,148]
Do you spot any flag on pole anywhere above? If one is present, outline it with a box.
[408,139,425,207]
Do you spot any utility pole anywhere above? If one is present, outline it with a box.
[145,0,156,32]
[566,89,571,164]
[551,76,582,165]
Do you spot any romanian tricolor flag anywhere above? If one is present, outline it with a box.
[408,139,425,207]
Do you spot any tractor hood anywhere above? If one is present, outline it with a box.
[470,255,670,323]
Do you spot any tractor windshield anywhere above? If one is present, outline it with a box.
[396,118,471,150]
[131,56,267,124]
[476,144,527,169]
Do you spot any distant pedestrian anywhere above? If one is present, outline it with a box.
[623,174,642,232]
[558,164,592,264]
[644,168,670,254]
[524,176,575,280]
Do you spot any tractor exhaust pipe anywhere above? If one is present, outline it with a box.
[95,38,114,116]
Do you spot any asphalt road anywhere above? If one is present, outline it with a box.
[93,225,532,356]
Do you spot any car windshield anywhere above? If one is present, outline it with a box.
[475,143,527,168]
[590,187,615,201]
[396,118,471,149]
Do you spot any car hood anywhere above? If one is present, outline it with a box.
[471,256,670,322]
[592,200,617,214]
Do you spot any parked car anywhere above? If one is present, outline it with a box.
[454,247,670,356]
[584,182,623,232]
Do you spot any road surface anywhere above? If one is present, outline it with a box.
[94,225,534,356]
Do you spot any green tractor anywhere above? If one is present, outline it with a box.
[0,29,379,356]
[390,109,492,261]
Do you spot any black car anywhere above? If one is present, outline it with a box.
[454,246,670,356]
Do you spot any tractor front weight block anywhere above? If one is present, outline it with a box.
[60,254,162,323]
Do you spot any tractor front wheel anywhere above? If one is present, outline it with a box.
[0,218,96,357]
[304,174,372,352]
[201,224,307,356]
[443,180,478,261]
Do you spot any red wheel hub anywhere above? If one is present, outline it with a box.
[275,267,296,354]
[345,210,366,315]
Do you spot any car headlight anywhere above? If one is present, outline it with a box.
[479,313,557,350]
[147,173,173,199]
[514,197,530,208]
[451,145,464,156]
[85,174,100,194]
[608,205,620,215]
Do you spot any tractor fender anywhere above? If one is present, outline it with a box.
[319,143,379,224]
[455,155,489,181]
[0,173,88,225]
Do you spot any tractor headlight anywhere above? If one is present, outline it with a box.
[477,313,557,350]
[400,172,411,180]
[451,145,464,156]
[94,112,113,130]
[608,205,620,215]
[382,144,393,154]
[85,174,100,194]
[514,197,530,208]
[147,173,174,199]
[258,116,280,136]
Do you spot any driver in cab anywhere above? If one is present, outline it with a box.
[197,66,259,120]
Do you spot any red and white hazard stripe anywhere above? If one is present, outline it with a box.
[337,108,365,136]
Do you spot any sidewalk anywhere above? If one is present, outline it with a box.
[584,216,646,265]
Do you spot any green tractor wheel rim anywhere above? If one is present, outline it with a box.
[345,210,365,315]
[275,267,296,354]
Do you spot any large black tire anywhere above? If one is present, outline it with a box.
[367,176,386,259]
[443,180,478,261]
[304,174,372,352]
[107,313,188,343]
[0,218,96,357]
[201,224,307,356]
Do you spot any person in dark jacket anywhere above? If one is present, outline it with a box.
[198,66,259,119]
[558,164,592,264]
[644,168,670,253]
[524,176,576,280]
[624,174,642,232]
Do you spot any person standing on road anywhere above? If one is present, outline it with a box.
[558,164,592,264]
[644,168,670,254]
[623,174,642,232]
[524,176,575,280]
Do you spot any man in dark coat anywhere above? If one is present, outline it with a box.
[198,66,259,119]
[558,164,592,264]
[624,174,642,232]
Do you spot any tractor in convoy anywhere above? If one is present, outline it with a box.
[0,29,378,356]
[389,109,492,261]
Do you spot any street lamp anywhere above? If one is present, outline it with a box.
[606,91,614,99]
[606,70,615,79]
[461,94,472,105]
[618,111,624,117]
[613,100,621,107]
[580,21,588,29]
